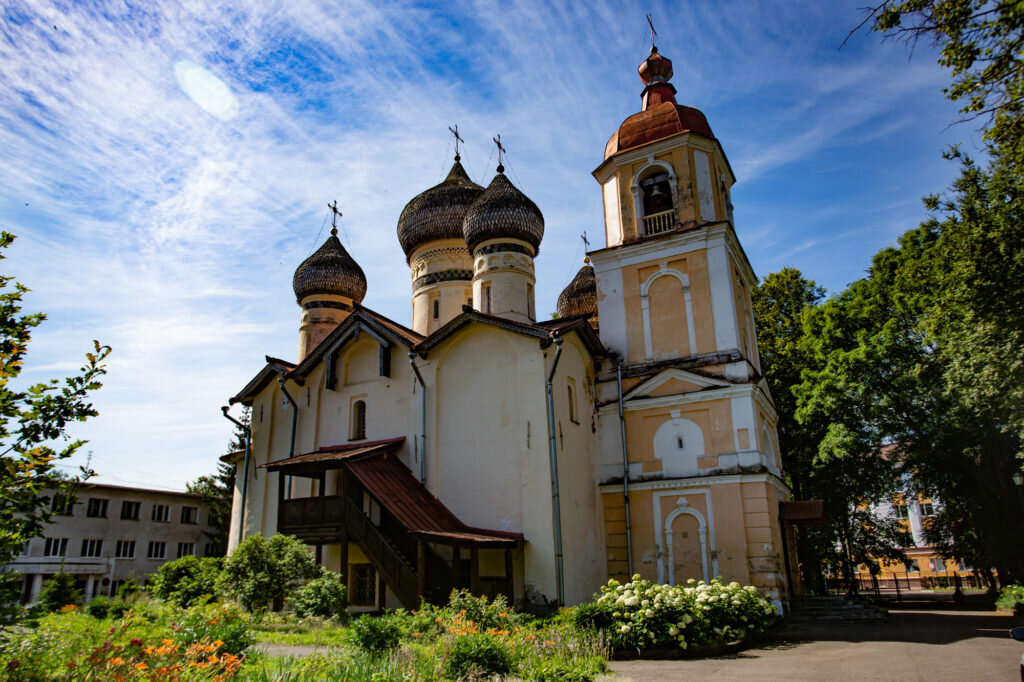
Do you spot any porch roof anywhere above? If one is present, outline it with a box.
[259,437,405,476]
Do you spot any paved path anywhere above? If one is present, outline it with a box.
[610,608,1023,681]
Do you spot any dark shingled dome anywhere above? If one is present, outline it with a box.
[292,234,367,303]
[397,160,483,261]
[462,172,544,254]
[557,264,597,319]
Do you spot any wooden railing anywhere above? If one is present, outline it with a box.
[279,495,343,542]
[643,209,677,235]
[345,497,420,608]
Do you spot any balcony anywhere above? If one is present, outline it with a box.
[279,495,344,543]
[643,209,677,236]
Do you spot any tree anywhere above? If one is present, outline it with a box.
[188,405,248,556]
[35,572,82,612]
[857,0,1024,153]
[0,232,110,610]
[150,555,224,607]
[218,534,318,612]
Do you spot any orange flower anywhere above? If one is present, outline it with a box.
[162,639,174,646]
[412,632,421,638]
[213,639,224,648]
[108,657,125,665]
[134,663,149,671]
[435,617,442,623]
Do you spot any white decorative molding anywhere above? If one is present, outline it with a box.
[652,488,718,584]
[639,269,696,359]
[602,471,790,499]
[622,367,731,402]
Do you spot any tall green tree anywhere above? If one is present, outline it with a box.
[188,406,248,556]
[0,232,110,609]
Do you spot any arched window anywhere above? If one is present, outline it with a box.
[638,169,676,235]
[351,400,366,440]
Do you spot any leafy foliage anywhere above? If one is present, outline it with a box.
[443,632,511,679]
[350,614,403,654]
[36,572,83,612]
[150,555,223,607]
[0,232,110,612]
[291,568,348,619]
[219,534,318,612]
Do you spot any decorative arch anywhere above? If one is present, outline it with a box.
[664,497,709,584]
[652,417,705,477]
[630,159,678,234]
[640,267,697,359]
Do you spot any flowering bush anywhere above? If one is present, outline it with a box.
[580,575,777,652]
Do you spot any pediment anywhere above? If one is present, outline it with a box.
[623,368,730,401]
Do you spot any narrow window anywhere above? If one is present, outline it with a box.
[432,298,440,319]
[567,380,578,424]
[676,436,685,449]
[351,400,366,440]
[528,283,535,320]
[483,283,492,313]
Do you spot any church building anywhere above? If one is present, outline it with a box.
[224,44,792,613]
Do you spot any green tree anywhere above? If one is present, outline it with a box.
[150,555,224,607]
[219,534,318,612]
[859,0,1024,153]
[188,405,247,556]
[35,572,82,612]
[0,232,110,610]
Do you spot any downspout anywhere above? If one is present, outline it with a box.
[408,352,427,485]
[545,337,565,606]
[616,358,634,577]
[278,378,298,502]
[221,406,252,547]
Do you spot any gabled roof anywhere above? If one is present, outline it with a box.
[348,455,523,546]
[260,437,405,476]
[229,356,296,405]
[622,367,733,401]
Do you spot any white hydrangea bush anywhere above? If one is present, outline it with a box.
[575,575,777,651]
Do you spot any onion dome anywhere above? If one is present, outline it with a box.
[604,46,714,160]
[397,158,484,261]
[557,261,597,319]
[462,169,544,255]
[292,230,367,303]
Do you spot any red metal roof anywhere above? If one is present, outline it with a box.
[347,455,523,546]
[260,437,405,474]
[604,102,715,160]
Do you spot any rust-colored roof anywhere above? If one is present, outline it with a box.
[355,304,424,347]
[604,102,714,160]
[348,455,523,546]
[260,437,405,474]
[229,357,295,405]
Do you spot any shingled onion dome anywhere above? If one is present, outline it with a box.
[397,157,484,261]
[292,230,367,303]
[556,260,598,320]
[462,168,544,255]
[604,45,715,160]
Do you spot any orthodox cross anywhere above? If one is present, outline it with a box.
[581,231,591,264]
[493,134,507,172]
[646,14,657,50]
[328,199,342,236]
[448,124,464,159]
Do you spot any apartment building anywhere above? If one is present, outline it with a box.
[8,483,218,603]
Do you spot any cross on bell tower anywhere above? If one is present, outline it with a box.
[328,200,342,237]
[493,134,507,173]
[449,124,464,161]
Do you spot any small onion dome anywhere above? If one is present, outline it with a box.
[557,263,597,319]
[638,45,673,85]
[397,158,483,261]
[462,170,544,255]
[292,232,367,303]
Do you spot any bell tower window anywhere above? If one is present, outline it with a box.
[639,171,676,235]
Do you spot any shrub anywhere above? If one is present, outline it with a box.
[292,569,347,619]
[220,534,318,611]
[570,600,615,633]
[445,588,527,629]
[108,599,131,619]
[350,614,403,654]
[997,583,1024,614]
[172,601,254,655]
[444,632,511,679]
[85,595,110,619]
[150,554,223,607]
[115,577,142,600]
[36,572,82,612]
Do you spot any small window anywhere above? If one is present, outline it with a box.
[44,538,68,557]
[432,298,440,320]
[920,501,935,517]
[351,400,366,441]
[51,493,73,515]
[152,504,170,522]
[676,436,685,449]
[483,283,492,314]
[527,283,535,320]
[147,541,166,559]
[115,540,136,558]
[81,539,103,558]
[567,380,578,424]
[351,564,376,606]
[181,506,198,524]
[121,501,140,520]
[894,504,909,519]
[86,498,108,518]
[905,559,920,573]
[176,542,195,558]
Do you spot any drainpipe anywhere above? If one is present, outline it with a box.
[221,406,251,547]
[278,378,298,502]
[408,352,427,485]
[616,358,634,577]
[545,337,565,606]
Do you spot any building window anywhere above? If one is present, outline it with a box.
[44,538,68,557]
[176,542,195,558]
[115,540,136,558]
[81,539,103,557]
[905,559,920,573]
[147,541,166,559]
[527,283,535,320]
[567,380,578,424]
[17,541,30,556]
[920,501,936,517]
[181,506,198,524]
[51,493,73,515]
[152,504,170,522]
[86,498,108,518]
[351,400,366,441]
[483,283,492,314]
[109,580,124,597]
[121,501,140,520]
[676,436,685,449]
[351,564,376,606]
[432,297,440,320]
[893,503,909,519]
[204,543,220,557]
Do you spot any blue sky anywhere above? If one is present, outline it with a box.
[0,0,978,490]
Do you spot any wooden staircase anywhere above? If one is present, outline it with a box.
[345,497,420,609]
